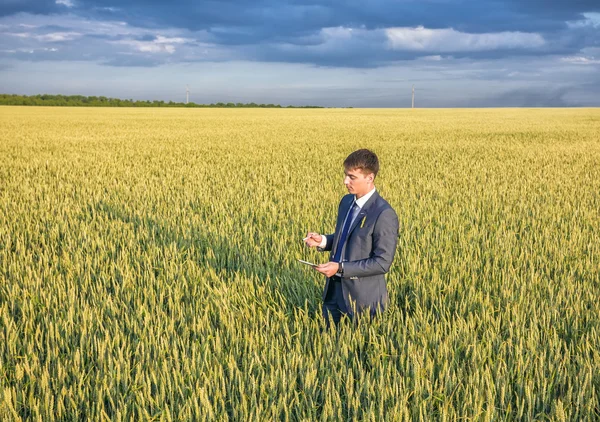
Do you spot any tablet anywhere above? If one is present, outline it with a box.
[297,259,317,267]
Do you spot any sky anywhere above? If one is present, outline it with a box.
[1,0,599,107]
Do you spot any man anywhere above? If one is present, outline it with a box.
[305,149,399,326]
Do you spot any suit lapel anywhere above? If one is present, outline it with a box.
[332,191,380,258]
[347,191,379,236]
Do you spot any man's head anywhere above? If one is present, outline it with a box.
[343,149,379,198]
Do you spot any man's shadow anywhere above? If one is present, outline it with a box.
[93,199,323,323]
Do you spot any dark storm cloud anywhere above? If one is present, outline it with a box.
[1,0,597,67]
[0,0,599,108]
[0,0,60,17]
[3,0,599,38]
[78,0,599,35]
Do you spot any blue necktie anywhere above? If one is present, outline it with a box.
[333,201,358,262]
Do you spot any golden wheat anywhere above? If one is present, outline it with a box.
[1,106,599,420]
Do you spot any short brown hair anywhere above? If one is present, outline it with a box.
[343,149,379,178]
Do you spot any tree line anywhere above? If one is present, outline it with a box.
[0,94,323,108]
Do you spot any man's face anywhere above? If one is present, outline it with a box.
[344,167,373,196]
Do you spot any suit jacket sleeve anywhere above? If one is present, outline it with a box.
[320,234,334,252]
[342,208,399,278]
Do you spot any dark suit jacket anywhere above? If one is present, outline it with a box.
[320,190,399,315]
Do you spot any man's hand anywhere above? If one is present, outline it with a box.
[304,232,323,248]
[315,262,340,277]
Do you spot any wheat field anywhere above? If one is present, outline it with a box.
[1,106,599,420]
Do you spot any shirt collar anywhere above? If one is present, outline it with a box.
[354,187,376,209]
